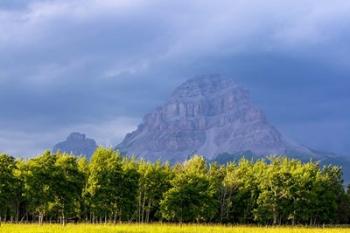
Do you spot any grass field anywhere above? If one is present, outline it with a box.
[0,224,349,233]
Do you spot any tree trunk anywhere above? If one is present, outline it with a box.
[16,203,20,223]
[227,188,233,220]
[119,208,122,223]
[146,199,151,223]
[273,206,277,225]
[62,210,65,226]
[141,195,146,223]
[39,214,44,225]
[113,212,117,224]
[138,191,142,223]
[180,200,183,226]
[279,215,282,225]
[220,188,227,222]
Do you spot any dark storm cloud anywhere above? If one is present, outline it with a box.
[0,0,350,155]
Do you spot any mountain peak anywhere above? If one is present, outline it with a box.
[170,74,240,100]
[117,75,314,162]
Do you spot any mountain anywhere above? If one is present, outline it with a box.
[53,132,97,158]
[117,74,350,181]
[117,74,321,162]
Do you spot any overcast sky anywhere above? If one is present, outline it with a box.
[1,0,350,157]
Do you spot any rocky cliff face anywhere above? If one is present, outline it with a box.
[53,132,97,158]
[117,75,315,162]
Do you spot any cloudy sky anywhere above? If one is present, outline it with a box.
[1,0,350,157]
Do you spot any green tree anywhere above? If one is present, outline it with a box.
[254,158,301,224]
[219,159,263,224]
[118,158,140,222]
[160,155,217,223]
[52,152,85,225]
[0,154,19,223]
[310,165,343,224]
[23,151,56,224]
[77,157,90,222]
[87,147,124,223]
[137,160,173,222]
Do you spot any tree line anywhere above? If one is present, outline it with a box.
[0,147,350,225]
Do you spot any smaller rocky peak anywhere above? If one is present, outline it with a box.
[53,132,97,159]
